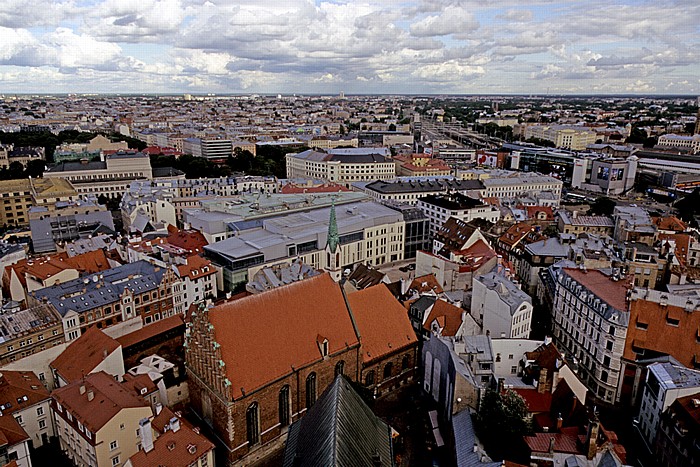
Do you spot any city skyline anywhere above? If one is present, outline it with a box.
[0,0,698,95]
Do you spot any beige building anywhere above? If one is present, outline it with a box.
[44,152,153,199]
[657,134,700,154]
[525,125,598,150]
[0,303,64,366]
[0,370,54,448]
[286,148,395,184]
[52,371,153,467]
[0,180,33,227]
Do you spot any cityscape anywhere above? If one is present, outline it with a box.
[1,1,700,467]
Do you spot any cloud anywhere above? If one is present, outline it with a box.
[497,9,533,22]
[409,6,479,36]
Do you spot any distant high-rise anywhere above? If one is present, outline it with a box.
[695,96,700,135]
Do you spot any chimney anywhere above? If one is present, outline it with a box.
[155,402,163,415]
[170,416,181,432]
[139,417,154,453]
[87,390,94,402]
[538,368,548,394]
[548,437,555,454]
[556,413,563,432]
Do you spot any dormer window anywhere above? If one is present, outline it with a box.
[316,335,329,357]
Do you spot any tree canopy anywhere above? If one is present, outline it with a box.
[588,197,617,216]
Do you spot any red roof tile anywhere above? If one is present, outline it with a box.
[422,300,463,337]
[346,284,417,364]
[0,412,29,446]
[0,371,50,417]
[50,327,121,384]
[563,268,629,312]
[127,419,214,467]
[208,274,360,398]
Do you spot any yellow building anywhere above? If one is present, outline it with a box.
[525,125,598,150]
[0,179,33,227]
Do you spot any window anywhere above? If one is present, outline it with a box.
[110,440,118,451]
[511,366,517,374]
[383,362,393,380]
[601,371,609,383]
[606,341,613,351]
[335,361,345,377]
[365,370,375,386]
[14,415,22,424]
[279,386,290,427]
[111,456,120,466]
[246,402,260,445]
[39,419,46,429]
[37,406,44,416]
[306,373,317,408]
[402,355,410,371]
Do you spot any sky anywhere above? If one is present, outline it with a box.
[0,0,698,95]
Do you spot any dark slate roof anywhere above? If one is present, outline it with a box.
[452,410,502,467]
[31,260,166,317]
[152,167,185,178]
[327,153,391,163]
[365,178,484,194]
[283,375,394,467]
[419,193,486,210]
[46,160,107,172]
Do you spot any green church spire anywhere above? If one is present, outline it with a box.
[327,198,339,252]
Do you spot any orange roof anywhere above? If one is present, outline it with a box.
[653,215,687,232]
[127,418,214,467]
[165,226,208,255]
[499,222,534,248]
[122,373,158,397]
[658,233,691,265]
[208,274,360,398]
[453,239,497,271]
[176,255,216,281]
[525,205,554,220]
[12,249,112,283]
[563,268,629,312]
[116,315,184,349]
[0,411,29,446]
[0,371,50,417]
[50,327,121,384]
[422,300,463,337]
[409,274,444,295]
[512,388,553,413]
[346,284,417,364]
[52,371,149,433]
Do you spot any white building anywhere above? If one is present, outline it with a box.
[551,266,630,405]
[657,134,700,154]
[417,193,501,238]
[286,148,396,184]
[637,361,700,450]
[480,172,563,207]
[0,370,54,449]
[175,256,217,311]
[361,178,484,205]
[472,268,533,339]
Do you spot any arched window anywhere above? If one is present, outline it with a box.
[365,370,375,386]
[401,355,410,371]
[335,360,345,377]
[279,386,290,427]
[383,363,393,381]
[246,402,260,445]
[306,373,317,409]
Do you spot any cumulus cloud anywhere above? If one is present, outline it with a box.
[409,6,479,36]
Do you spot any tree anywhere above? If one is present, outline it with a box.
[476,389,530,461]
[388,123,397,132]
[626,126,648,144]
[589,197,617,216]
[25,159,46,178]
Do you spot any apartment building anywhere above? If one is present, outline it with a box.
[557,210,615,236]
[51,371,153,467]
[0,302,64,365]
[480,173,563,206]
[394,154,452,177]
[175,255,216,312]
[182,137,233,161]
[286,148,396,183]
[655,393,700,466]
[0,370,54,448]
[44,152,153,198]
[525,124,598,150]
[551,267,630,405]
[636,362,700,452]
[29,260,182,342]
[657,134,700,154]
[417,193,501,238]
[0,180,33,227]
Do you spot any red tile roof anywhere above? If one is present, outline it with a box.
[0,412,29,446]
[165,226,208,255]
[116,315,184,349]
[524,427,581,455]
[50,327,121,384]
[176,255,216,281]
[563,268,629,312]
[208,274,360,398]
[513,388,553,414]
[0,371,50,417]
[52,371,150,434]
[422,300,463,337]
[346,284,417,364]
[127,418,214,467]
[408,274,444,295]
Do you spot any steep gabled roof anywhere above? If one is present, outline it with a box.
[283,375,393,467]
[50,327,121,383]
[0,371,50,417]
[208,274,359,398]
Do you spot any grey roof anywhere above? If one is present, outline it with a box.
[463,334,493,363]
[475,269,532,315]
[283,374,393,467]
[452,410,502,467]
[525,237,570,257]
[365,178,483,194]
[47,160,107,172]
[0,303,60,344]
[649,362,700,390]
[31,260,165,317]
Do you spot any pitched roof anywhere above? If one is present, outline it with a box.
[408,274,444,295]
[52,371,150,434]
[283,375,393,467]
[176,255,215,281]
[116,315,184,349]
[208,274,360,398]
[127,419,214,467]
[50,327,121,383]
[0,411,29,446]
[422,299,463,337]
[346,284,417,364]
[165,226,208,254]
[562,268,628,312]
[0,371,50,416]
